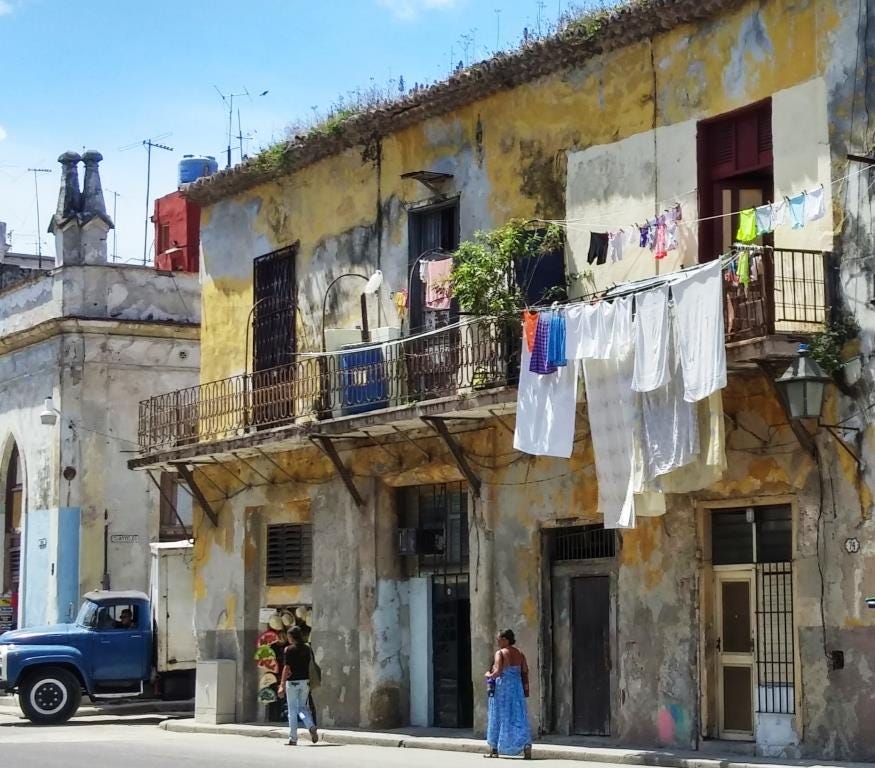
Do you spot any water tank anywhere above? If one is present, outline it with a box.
[178,155,219,185]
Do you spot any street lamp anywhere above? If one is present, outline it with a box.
[39,397,59,426]
[774,345,831,420]
[321,270,383,352]
[773,343,863,468]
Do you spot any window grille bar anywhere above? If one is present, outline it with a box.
[551,525,616,562]
[755,561,795,714]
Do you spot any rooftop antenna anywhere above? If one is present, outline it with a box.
[105,188,121,261]
[494,9,501,51]
[27,167,51,268]
[536,0,546,36]
[120,133,173,265]
[215,86,268,169]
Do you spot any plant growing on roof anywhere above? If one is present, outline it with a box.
[450,219,565,317]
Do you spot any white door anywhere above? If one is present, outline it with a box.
[716,569,756,740]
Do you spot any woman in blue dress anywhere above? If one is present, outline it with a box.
[485,629,532,759]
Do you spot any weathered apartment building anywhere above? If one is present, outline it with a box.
[0,152,200,627]
[131,0,875,760]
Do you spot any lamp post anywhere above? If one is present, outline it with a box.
[320,270,383,352]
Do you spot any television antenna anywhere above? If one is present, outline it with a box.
[104,188,121,261]
[27,167,51,268]
[215,86,268,168]
[121,133,173,264]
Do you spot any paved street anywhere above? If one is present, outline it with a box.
[0,712,623,768]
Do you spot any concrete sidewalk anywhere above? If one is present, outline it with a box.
[159,719,873,768]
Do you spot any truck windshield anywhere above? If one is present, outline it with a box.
[75,600,99,628]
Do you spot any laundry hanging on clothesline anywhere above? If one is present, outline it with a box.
[587,203,684,265]
[513,258,728,531]
[735,186,825,243]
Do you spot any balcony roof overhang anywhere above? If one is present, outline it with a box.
[128,386,517,471]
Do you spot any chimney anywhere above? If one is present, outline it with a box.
[0,221,7,261]
[80,150,113,265]
[49,150,114,266]
[49,151,83,266]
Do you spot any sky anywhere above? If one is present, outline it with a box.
[0,0,596,265]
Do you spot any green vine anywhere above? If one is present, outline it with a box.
[810,312,860,375]
[450,220,566,316]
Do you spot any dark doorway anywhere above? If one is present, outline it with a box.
[407,200,459,332]
[432,576,473,728]
[399,483,472,728]
[571,575,611,735]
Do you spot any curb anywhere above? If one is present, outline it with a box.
[158,719,866,768]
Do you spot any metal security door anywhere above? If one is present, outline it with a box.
[571,576,611,735]
[431,576,472,728]
[251,245,296,427]
[716,570,756,740]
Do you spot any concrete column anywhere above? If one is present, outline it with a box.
[469,489,496,736]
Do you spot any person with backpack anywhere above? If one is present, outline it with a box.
[278,625,318,746]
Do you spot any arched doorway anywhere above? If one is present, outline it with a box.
[3,443,23,630]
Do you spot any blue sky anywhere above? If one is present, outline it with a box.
[0,0,595,264]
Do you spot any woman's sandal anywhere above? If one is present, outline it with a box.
[483,750,499,758]
[523,746,532,760]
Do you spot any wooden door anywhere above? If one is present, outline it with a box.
[716,570,756,740]
[571,576,611,736]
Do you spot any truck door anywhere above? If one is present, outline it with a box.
[89,603,149,683]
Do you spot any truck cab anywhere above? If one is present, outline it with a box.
[0,591,153,723]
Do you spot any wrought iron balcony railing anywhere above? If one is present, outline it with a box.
[138,318,521,453]
[723,247,833,344]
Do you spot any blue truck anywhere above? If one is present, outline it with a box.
[0,543,195,724]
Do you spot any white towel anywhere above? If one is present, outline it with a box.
[565,297,633,362]
[804,186,826,222]
[672,259,727,402]
[636,320,700,482]
[583,348,636,529]
[514,340,578,458]
[632,285,671,393]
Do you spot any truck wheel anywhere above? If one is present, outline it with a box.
[19,667,82,724]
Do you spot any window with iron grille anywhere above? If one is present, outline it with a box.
[551,525,616,562]
[266,524,313,584]
[252,244,297,373]
[399,482,468,578]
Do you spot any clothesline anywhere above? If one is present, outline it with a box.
[293,315,489,360]
[535,161,873,231]
[523,248,745,314]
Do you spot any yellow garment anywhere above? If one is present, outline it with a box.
[736,208,758,243]
[654,391,726,493]
[393,290,407,319]
[632,390,726,500]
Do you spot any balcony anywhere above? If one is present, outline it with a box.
[137,317,520,454]
[723,247,833,366]
[137,247,833,457]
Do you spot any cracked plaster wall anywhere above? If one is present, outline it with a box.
[190,0,875,759]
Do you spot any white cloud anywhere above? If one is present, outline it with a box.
[0,125,7,143]
[0,2,13,16]
[377,0,460,21]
